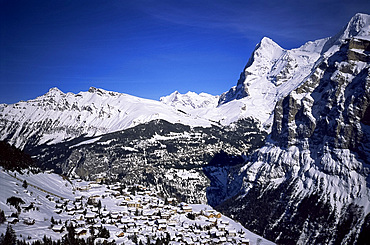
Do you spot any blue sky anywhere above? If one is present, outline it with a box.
[1,0,369,104]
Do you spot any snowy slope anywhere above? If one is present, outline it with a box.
[0,86,261,149]
[0,169,76,241]
[160,91,219,111]
[0,87,220,149]
[0,167,275,244]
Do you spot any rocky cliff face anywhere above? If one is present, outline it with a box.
[214,14,370,245]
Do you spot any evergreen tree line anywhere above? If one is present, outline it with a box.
[0,224,174,245]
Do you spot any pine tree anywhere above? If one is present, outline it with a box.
[0,210,5,224]
[97,200,102,210]
[22,180,28,189]
[1,225,16,245]
[64,223,76,245]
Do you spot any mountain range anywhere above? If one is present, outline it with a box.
[1,12,369,244]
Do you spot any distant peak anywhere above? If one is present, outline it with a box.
[351,13,370,22]
[88,87,99,93]
[260,37,274,44]
[88,87,107,94]
[47,87,63,95]
[258,37,282,49]
[345,13,370,36]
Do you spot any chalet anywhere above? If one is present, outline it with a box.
[89,183,100,189]
[142,209,155,218]
[77,186,89,191]
[85,213,96,222]
[220,219,229,225]
[75,220,85,227]
[161,212,171,220]
[23,218,35,225]
[204,210,215,218]
[7,217,18,224]
[228,229,237,237]
[214,212,222,218]
[94,238,108,244]
[55,203,63,209]
[127,201,142,208]
[208,217,217,225]
[156,219,167,226]
[241,238,250,245]
[168,220,177,227]
[219,237,227,243]
[167,197,175,204]
[131,228,139,235]
[116,231,125,238]
[182,206,192,213]
[101,210,110,217]
[75,196,83,201]
[76,228,87,236]
[52,225,64,233]
[66,205,75,211]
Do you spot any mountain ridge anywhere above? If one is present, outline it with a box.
[211,13,370,244]
[0,12,369,245]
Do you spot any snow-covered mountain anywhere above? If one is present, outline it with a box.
[0,12,369,245]
[210,13,370,244]
[0,86,263,150]
[160,91,219,111]
[0,87,221,149]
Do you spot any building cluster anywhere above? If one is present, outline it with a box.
[48,181,252,244]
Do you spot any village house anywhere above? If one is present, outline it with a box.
[52,225,64,233]
[75,227,88,237]
[7,217,18,224]
[85,212,96,223]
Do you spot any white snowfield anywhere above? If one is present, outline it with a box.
[0,168,275,244]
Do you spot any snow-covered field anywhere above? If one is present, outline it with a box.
[0,168,274,244]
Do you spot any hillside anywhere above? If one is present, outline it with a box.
[0,167,273,244]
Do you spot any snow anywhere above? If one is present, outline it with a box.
[1,86,249,149]
[70,137,102,148]
[0,167,275,244]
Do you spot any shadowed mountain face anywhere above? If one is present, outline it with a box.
[28,118,266,204]
[0,141,34,171]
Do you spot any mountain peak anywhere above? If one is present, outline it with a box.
[322,13,370,54]
[344,13,370,38]
[252,37,283,57]
[259,37,280,47]
[88,86,100,93]
[46,87,64,96]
